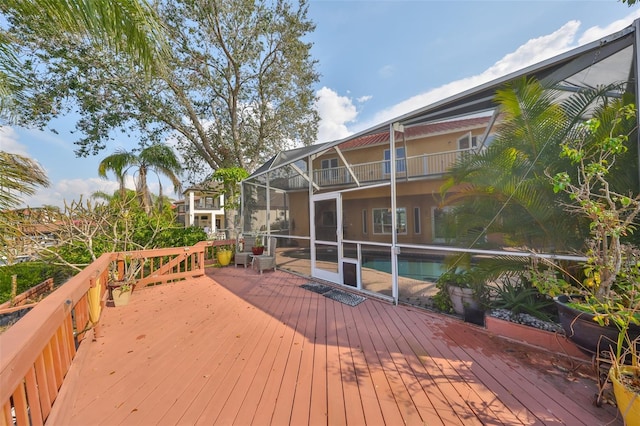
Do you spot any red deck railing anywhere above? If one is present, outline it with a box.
[0,239,230,426]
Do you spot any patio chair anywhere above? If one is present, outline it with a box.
[234,235,253,268]
[254,237,277,274]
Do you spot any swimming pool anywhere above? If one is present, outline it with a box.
[362,257,446,281]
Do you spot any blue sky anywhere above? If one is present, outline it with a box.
[2,0,639,208]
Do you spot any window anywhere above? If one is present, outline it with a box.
[383,147,406,174]
[373,207,407,234]
[321,158,338,169]
[362,209,367,234]
[432,207,454,242]
[458,132,481,150]
[414,207,421,234]
[320,158,339,184]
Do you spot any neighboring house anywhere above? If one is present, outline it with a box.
[173,185,226,237]
[2,207,60,262]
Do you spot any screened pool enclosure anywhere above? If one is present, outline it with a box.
[240,19,640,305]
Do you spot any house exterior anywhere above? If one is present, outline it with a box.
[242,115,499,299]
[241,18,640,305]
[173,185,226,238]
[310,116,493,245]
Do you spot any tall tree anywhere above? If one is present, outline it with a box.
[98,144,183,214]
[0,0,167,119]
[0,0,166,211]
[2,0,320,178]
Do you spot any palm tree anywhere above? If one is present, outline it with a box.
[98,144,182,214]
[0,151,49,209]
[441,77,633,254]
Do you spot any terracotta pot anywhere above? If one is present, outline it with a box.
[609,366,640,424]
[252,246,264,255]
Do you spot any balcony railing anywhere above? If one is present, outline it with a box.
[284,148,477,189]
[188,201,222,212]
[0,239,232,425]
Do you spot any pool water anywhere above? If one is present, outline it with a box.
[362,258,446,281]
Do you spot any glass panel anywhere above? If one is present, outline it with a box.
[432,207,455,243]
[243,182,268,234]
[276,236,311,277]
[314,242,338,273]
[287,190,309,238]
[396,248,448,308]
[315,198,337,242]
[458,133,470,149]
[269,188,289,234]
[343,242,358,259]
[383,148,406,174]
[360,244,392,297]
[372,207,405,234]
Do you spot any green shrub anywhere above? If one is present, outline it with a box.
[490,276,555,322]
[0,262,75,304]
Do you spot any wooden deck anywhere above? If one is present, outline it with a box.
[46,267,622,425]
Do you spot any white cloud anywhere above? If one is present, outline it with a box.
[0,126,29,156]
[350,13,640,133]
[355,21,583,130]
[578,10,640,45]
[357,95,373,103]
[18,174,178,208]
[20,177,120,208]
[315,86,359,143]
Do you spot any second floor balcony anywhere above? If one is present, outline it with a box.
[285,148,477,190]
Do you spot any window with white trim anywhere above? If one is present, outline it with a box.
[457,132,481,150]
[413,207,421,234]
[383,147,406,174]
[320,158,339,184]
[373,207,407,235]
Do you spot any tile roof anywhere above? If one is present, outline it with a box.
[338,116,492,150]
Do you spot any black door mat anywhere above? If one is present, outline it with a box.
[323,289,366,307]
[300,282,366,307]
[300,282,333,294]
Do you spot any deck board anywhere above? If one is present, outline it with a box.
[46,267,622,426]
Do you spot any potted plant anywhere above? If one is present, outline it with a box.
[530,104,640,354]
[608,332,640,425]
[433,269,485,319]
[111,282,132,307]
[108,255,144,307]
[252,234,264,255]
[216,245,233,266]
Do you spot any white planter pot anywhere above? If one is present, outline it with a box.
[447,285,478,315]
